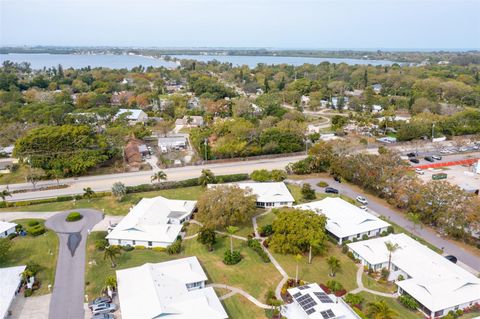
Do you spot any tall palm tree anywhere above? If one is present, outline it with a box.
[151,171,167,183]
[104,246,121,268]
[226,226,239,254]
[83,187,95,201]
[0,189,11,202]
[294,254,302,283]
[385,241,400,272]
[367,300,398,319]
[327,256,341,277]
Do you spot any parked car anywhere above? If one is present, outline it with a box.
[91,303,117,315]
[359,205,368,210]
[406,152,416,157]
[432,155,442,160]
[424,156,434,162]
[409,158,420,164]
[88,297,111,310]
[325,187,339,194]
[356,196,368,205]
[415,168,424,175]
[445,255,457,264]
[92,314,115,319]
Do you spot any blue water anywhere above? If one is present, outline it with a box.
[171,54,397,67]
[0,53,178,70]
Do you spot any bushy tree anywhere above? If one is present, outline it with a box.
[197,227,217,251]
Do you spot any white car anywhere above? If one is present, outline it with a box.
[359,205,368,210]
[415,168,424,175]
[356,196,368,205]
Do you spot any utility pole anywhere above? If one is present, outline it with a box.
[204,138,208,161]
[432,123,435,142]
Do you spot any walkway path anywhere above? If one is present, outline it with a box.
[45,209,103,319]
[350,266,398,297]
[207,284,272,309]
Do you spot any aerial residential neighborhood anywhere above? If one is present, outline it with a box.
[1,1,480,319]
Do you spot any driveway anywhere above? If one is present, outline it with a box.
[301,177,480,273]
[45,209,103,319]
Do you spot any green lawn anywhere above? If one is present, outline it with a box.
[272,244,359,292]
[361,273,397,294]
[0,186,204,215]
[0,165,39,185]
[222,294,268,319]
[85,229,282,302]
[357,291,422,319]
[0,219,59,295]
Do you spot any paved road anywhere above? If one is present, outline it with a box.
[45,209,103,319]
[300,177,480,273]
[2,155,305,202]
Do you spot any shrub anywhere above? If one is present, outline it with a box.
[301,183,316,200]
[381,268,390,281]
[387,226,394,234]
[326,280,344,293]
[344,293,364,308]
[24,288,33,297]
[167,239,182,254]
[25,261,41,276]
[121,245,134,252]
[27,220,39,227]
[152,247,166,252]
[7,233,17,240]
[380,231,388,237]
[341,245,349,254]
[362,234,369,240]
[397,274,405,281]
[247,238,270,263]
[197,227,217,251]
[259,224,273,237]
[135,245,146,250]
[223,250,242,265]
[399,295,419,310]
[95,239,108,251]
[317,181,329,187]
[27,225,46,236]
[66,212,83,222]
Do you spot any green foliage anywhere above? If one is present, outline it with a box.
[197,227,217,251]
[344,293,364,307]
[66,212,83,222]
[251,169,287,182]
[259,224,273,237]
[27,220,39,227]
[95,239,108,251]
[223,250,242,265]
[198,169,216,187]
[326,280,344,293]
[167,238,182,255]
[0,238,13,262]
[317,181,329,187]
[366,300,398,319]
[111,182,126,201]
[188,73,236,100]
[247,238,270,263]
[398,295,419,310]
[301,183,316,200]
[269,208,327,255]
[27,225,46,236]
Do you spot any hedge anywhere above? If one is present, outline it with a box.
[66,212,82,222]
[247,238,271,263]
[27,225,46,236]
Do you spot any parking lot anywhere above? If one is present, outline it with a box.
[417,163,480,193]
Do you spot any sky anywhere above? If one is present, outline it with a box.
[1,0,479,50]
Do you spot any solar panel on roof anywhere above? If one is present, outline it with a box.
[306,308,316,315]
[298,285,309,290]
[298,293,317,312]
[314,291,333,303]
[320,309,335,319]
[293,292,302,298]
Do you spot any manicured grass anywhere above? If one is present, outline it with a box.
[256,211,276,230]
[0,186,204,215]
[361,273,396,293]
[222,294,267,319]
[0,164,40,185]
[272,244,359,292]
[357,291,423,319]
[85,230,282,302]
[0,219,59,295]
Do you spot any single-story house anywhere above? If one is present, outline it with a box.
[348,234,480,318]
[0,145,14,157]
[0,221,17,238]
[295,197,390,244]
[372,84,382,94]
[116,257,228,319]
[282,283,360,319]
[175,115,204,127]
[116,108,148,125]
[106,196,196,248]
[0,265,26,319]
[0,160,14,174]
[208,182,294,208]
[158,135,188,151]
[124,138,148,171]
[372,104,383,113]
[377,137,397,144]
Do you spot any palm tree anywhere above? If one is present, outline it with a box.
[104,246,121,268]
[407,212,421,232]
[198,169,215,187]
[385,241,400,272]
[83,187,95,201]
[327,256,341,277]
[151,171,167,183]
[104,275,117,291]
[0,189,11,202]
[226,226,239,254]
[294,254,302,283]
[366,300,398,319]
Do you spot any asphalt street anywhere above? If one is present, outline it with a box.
[302,177,480,273]
[45,209,103,319]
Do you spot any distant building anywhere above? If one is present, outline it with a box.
[377,137,397,144]
[106,196,196,248]
[124,138,148,171]
[301,95,310,107]
[208,182,294,208]
[372,84,382,94]
[371,104,383,113]
[158,135,188,150]
[116,257,227,319]
[282,283,360,319]
[295,197,390,244]
[175,115,204,127]
[0,221,17,238]
[187,97,201,109]
[111,91,135,106]
[116,109,148,125]
[0,265,26,319]
[348,234,480,318]
[0,145,14,157]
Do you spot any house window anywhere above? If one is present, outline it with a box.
[118,240,121,245]
[434,310,443,317]
[148,241,152,247]
[368,231,371,235]
[132,240,136,246]
[393,265,398,271]
[357,234,360,238]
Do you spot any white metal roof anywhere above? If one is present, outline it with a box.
[0,221,17,234]
[285,283,360,319]
[295,198,390,239]
[209,182,294,204]
[116,108,146,120]
[348,234,480,312]
[0,265,26,319]
[106,196,196,244]
[116,257,228,319]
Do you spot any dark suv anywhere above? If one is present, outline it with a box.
[325,187,339,194]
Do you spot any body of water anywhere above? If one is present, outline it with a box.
[171,54,397,67]
[0,53,178,69]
